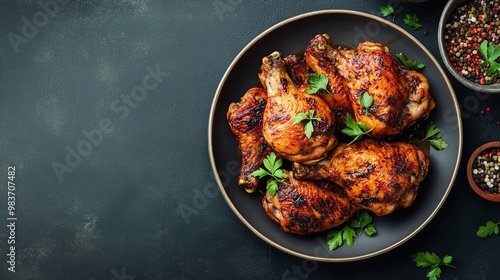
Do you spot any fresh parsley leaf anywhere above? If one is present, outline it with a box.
[266,180,279,197]
[251,152,288,196]
[359,91,373,116]
[327,229,346,250]
[305,72,331,95]
[479,40,500,75]
[404,13,423,30]
[348,210,376,236]
[294,110,321,138]
[396,53,425,70]
[342,226,356,247]
[414,252,441,268]
[420,122,448,151]
[422,122,441,140]
[429,139,448,150]
[477,220,500,238]
[427,267,442,280]
[341,113,373,145]
[412,252,456,280]
[326,210,376,250]
[380,5,395,21]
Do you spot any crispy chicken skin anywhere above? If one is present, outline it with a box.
[305,34,353,125]
[227,87,273,193]
[306,34,435,137]
[284,54,312,92]
[259,51,338,165]
[262,171,357,235]
[293,139,430,216]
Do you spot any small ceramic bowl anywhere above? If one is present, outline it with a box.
[467,141,500,202]
[437,0,500,93]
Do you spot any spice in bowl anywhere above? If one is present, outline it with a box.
[467,141,500,202]
[443,0,500,85]
[471,147,500,193]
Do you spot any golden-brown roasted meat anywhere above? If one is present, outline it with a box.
[306,34,435,137]
[262,171,357,235]
[284,54,312,92]
[293,139,430,216]
[305,34,353,125]
[259,51,338,165]
[227,87,272,193]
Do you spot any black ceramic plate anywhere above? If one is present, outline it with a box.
[208,10,463,262]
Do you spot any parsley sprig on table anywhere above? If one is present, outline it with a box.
[404,13,423,30]
[341,113,373,145]
[294,110,321,138]
[251,152,288,196]
[380,4,395,21]
[477,220,500,238]
[479,40,500,75]
[396,53,425,70]
[412,252,456,280]
[305,72,331,95]
[326,210,376,250]
[420,122,448,151]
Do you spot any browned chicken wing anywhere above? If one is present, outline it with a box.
[306,34,435,137]
[259,51,338,164]
[293,139,430,216]
[262,171,357,235]
[227,87,273,193]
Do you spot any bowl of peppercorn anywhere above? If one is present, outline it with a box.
[438,0,500,93]
[467,141,500,202]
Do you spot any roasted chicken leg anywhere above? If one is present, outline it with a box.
[259,51,338,164]
[306,34,435,137]
[293,139,430,216]
[263,170,357,235]
[227,87,273,193]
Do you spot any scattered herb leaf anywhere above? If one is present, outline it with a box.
[380,5,395,21]
[477,220,500,238]
[251,152,288,196]
[479,40,500,75]
[420,122,448,150]
[305,72,331,95]
[404,13,423,30]
[396,53,425,70]
[412,252,456,280]
[326,210,376,251]
[294,110,321,138]
[359,91,373,116]
[341,113,373,145]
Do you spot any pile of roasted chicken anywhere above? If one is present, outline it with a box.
[226,34,435,235]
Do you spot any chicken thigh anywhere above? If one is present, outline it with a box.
[262,171,357,235]
[259,51,338,164]
[227,87,273,193]
[293,139,430,216]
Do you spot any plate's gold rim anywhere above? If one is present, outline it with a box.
[208,9,463,262]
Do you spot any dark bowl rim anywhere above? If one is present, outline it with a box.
[437,0,500,94]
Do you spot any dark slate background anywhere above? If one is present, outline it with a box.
[0,0,499,279]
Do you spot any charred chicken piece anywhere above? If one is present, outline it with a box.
[259,51,338,165]
[293,139,430,216]
[227,87,272,193]
[284,54,312,92]
[262,171,357,235]
[307,34,435,137]
[305,34,353,125]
